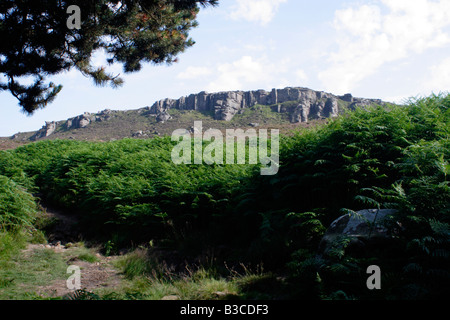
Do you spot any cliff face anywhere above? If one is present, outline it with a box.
[149,87,383,123]
[16,87,385,142]
[30,121,57,140]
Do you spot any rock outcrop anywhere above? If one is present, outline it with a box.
[26,109,116,141]
[319,209,399,257]
[21,87,385,141]
[65,109,114,130]
[156,110,172,123]
[149,87,382,123]
[67,112,92,129]
[30,121,57,141]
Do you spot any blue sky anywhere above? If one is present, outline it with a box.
[2,0,450,137]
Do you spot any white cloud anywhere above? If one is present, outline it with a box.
[424,57,450,94]
[319,0,450,94]
[295,69,309,83]
[204,55,295,92]
[176,55,310,94]
[207,56,268,91]
[176,66,213,80]
[229,0,287,25]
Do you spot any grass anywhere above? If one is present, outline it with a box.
[96,247,286,300]
[64,244,101,263]
[100,269,244,300]
[1,93,447,300]
[0,236,272,301]
[0,235,102,300]
[230,104,290,126]
[0,246,68,299]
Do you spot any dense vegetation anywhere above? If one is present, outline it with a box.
[0,94,448,299]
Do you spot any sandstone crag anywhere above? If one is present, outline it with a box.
[149,87,383,123]
[19,87,385,141]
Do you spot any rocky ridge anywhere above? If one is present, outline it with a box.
[149,87,383,122]
[28,109,115,141]
[11,87,384,141]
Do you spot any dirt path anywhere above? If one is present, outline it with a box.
[24,206,126,299]
[23,243,124,298]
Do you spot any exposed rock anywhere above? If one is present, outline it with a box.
[319,209,398,257]
[66,112,93,129]
[27,108,118,141]
[132,130,145,138]
[132,130,153,138]
[213,291,237,299]
[291,104,310,123]
[189,126,201,134]
[62,110,115,130]
[95,109,113,122]
[149,87,380,123]
[30,121,57,140]
[340,93,354,102]
[213,91,244,121]
[20,87,385,142]
[156,110,172,123]
[324,97,339,118]
[161,295,180,300]
[79,117,91,128]
[46,121,57,136]
[349,98,383,110]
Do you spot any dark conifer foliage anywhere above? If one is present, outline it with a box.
[0,0,218,113]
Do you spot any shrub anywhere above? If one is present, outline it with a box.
[0,175,38,233]
[0,93,448,299]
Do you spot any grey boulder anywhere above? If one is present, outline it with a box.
[319,209,399,256]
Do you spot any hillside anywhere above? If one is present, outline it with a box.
[1,90,448,301]
[6,87,383,142]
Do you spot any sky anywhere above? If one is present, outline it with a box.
[1,0,450,137]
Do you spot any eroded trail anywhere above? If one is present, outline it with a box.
[23,207,125,299]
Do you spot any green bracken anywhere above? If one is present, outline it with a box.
[0,93,448,299]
